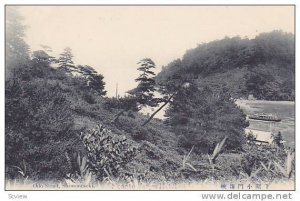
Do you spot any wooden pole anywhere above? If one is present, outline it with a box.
[116,83,118,99]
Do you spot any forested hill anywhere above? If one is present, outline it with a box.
[156,31,295,101]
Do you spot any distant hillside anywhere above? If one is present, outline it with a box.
[156,31,295,101]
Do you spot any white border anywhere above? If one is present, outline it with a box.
[0,1,298,201]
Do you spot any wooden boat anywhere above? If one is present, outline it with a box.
[248,113,281,122]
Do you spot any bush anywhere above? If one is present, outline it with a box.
[240,144,288,179]
[104,96,136,109]
[82,92,96,104]
[80,125,137,181]
[132,127,149,141]
[5,65,85,180]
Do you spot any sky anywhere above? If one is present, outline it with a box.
[16,6,294,97]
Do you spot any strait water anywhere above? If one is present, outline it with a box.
[236,100,295,147]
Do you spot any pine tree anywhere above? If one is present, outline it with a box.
[112,58,158,123]
[78,65,106,95]
[58,47,76,73]
[6,7,30,79]
[129,58,158,108]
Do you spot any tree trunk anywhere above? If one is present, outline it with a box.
[141,93,176,127]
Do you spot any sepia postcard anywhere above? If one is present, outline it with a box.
[5,5,295,191]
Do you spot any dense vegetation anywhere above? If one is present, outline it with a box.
[164,84,248,153]
[5,8,181,182]
[156,31,295,101]
[5,8,294,188]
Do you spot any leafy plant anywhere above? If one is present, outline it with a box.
[80,124,137,181]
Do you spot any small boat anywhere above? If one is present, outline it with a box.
[248,113,281,122]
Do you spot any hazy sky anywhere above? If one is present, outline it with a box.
[17,6,294,97]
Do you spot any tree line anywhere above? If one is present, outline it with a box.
[156,31,295,101]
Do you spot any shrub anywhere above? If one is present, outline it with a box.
[82,92,96,104]
[246,130,257,144]
[80,125,137,181]
[104,96,138,111]
[240,144,288,180]
[5,66,85,180]
[131,126,152,141]
[5,57,110,182]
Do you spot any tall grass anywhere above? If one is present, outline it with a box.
[208,137,227,165]
[65,154,93,185]
[182,146,197,172]
[273,151,294,179]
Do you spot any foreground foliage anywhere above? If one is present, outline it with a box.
[79,125,137,181]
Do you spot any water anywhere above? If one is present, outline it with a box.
[236,100,295,147]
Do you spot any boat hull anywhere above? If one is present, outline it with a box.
[248,116,281,122]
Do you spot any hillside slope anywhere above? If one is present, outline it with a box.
[156,31,295,101]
